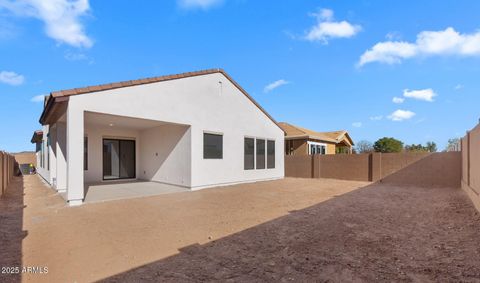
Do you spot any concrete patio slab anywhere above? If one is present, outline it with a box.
[84,180,188,203]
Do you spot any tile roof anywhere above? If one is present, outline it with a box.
[279,122,353,144]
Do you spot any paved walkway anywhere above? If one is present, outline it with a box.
[84,180,188,203]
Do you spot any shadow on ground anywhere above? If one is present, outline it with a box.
[102,169,480,282]
[0,177,25,283]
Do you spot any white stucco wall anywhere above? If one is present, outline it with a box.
[139,124,191,187]
[62,72,284,196]
[36,124,50,183]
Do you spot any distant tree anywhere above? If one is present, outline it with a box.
[405,141,437,153]
[355,140,374,153]
[373,137,404,153]
[425,141,437,152]
[405,144,427,152]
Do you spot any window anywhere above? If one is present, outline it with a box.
[204,133,223,159]
[308,142,326,155]
[103,139,135,180]
[84,137,88,170]
[267,140,275,169]
[256,139,265,169]
[244,138,255,170]
[285,140,294,155]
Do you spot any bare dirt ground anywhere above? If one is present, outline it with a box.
[1,175,480,282]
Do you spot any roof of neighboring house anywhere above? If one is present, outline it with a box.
[39,69,282,132]
[31,130,43,143]
[279,122,354,145]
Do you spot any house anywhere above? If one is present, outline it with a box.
[279,122,354,155]
[33,69,284,205]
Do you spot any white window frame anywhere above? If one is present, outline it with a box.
[307,141,327,155]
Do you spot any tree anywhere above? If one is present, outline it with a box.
[373,137,403,153]
[425,141,437,152]
[405,141,437,152]
[405,144,427,152]
[355,140,374,153]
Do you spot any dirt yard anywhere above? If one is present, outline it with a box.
[1,175,480,282]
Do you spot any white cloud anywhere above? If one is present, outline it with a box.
[385,31,401,41]
[264,79,289,93]
[403,88,437,102]
[305,8,361,43]
[0,71,24,85]
[392,97,404,104]
[454,84,464,90]
[178,0,223,10]
[388,109,416,121]
[0,0,93,48]
[370,115,383,121]
[358,27,480,66]
[352,122,362,128]
[64,51,87,61]
[31,94,47,102]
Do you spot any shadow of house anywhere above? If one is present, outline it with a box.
[0,177,26,283]
[101,152,478,282]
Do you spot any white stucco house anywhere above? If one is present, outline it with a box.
[32,69,285,205]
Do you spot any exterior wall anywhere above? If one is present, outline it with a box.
[139,124,191,187]
[462,123,480,212]
[326,143,336,154]
[286,139,308,155]
[84,124,141,184]
[286,152,461,188]
[36,125,50,183]
[65,72,284,192]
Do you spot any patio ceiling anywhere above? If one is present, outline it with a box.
[84,112,173,130]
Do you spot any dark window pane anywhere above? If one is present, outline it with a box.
[204,133,223,159]
[267,140,275,169]
[244,138,255,170]
[119,140,135,178]
[256,139,265,169]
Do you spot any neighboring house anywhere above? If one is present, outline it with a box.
[33,69,284,206]
[279,122,354,155]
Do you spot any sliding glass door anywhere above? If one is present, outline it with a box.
[103,139,135,180]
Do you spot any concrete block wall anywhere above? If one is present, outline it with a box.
[462,123,480,212]
[286,152,461,188]
[0,151,17,197]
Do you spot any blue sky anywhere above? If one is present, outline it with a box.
[1,0,479,152]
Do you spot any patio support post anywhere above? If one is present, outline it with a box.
[66,104,84,206]
[56,122,67,193]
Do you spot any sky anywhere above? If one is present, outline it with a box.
[1,0,479,152]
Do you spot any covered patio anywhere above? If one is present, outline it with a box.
[83,180,188,203]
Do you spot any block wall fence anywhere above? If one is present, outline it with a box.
[0,151,17,197]
[462,122,480,212]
